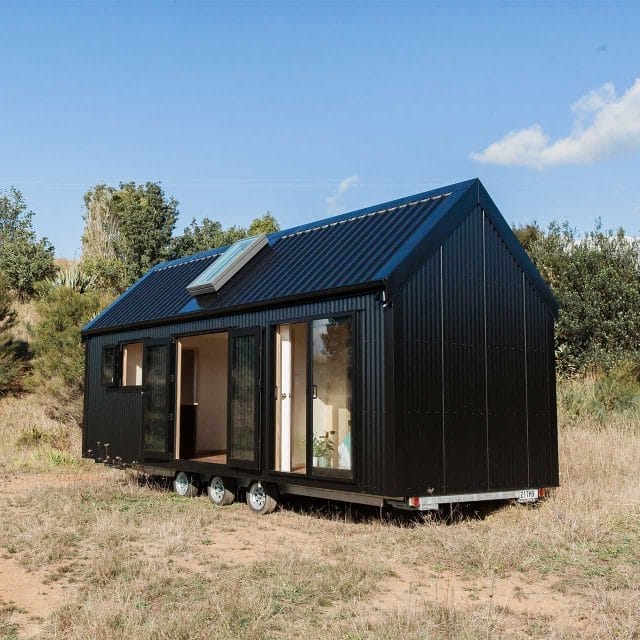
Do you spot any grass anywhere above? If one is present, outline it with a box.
[0,395,89,474]
[0,383,639,638]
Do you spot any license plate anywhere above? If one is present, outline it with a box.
[517,489,538,501]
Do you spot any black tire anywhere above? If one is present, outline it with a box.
[246,481,278,515]
[207,476,236,506]
[173,471,199,497]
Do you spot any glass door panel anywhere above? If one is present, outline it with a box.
[142,339,175,460]
[227,328,261,467]
[274,323,307,473]
[311,317,353,477]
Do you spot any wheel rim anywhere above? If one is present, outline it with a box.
[249,483,266,510]
[175,472,189,495]
[210,477,225,503]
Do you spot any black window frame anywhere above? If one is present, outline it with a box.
[268,310,359,485]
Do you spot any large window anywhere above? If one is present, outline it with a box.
[311,318,353,476]
[273,316,354,478]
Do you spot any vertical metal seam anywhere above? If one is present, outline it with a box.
[523,272,530,485]
[440,246,445,491]
[482,209,490,489]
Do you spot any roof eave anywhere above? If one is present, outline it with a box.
[81,280,386,337]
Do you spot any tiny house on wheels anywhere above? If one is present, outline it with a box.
[82,179,559,514]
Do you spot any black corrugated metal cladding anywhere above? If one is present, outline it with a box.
[84,293,386,495]
[391,205,558,496]
[88,196,448,332]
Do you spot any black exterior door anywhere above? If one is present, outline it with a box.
[227,327,262,469]
[141,338,176,461]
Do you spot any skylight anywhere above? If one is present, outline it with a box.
[186,234,269,296]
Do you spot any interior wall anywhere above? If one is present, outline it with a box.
[122,342,143,386]
[179,333,228,452]
[291,323,307,468]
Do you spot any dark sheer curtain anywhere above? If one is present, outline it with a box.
[143,344,168,453]
[229,335,256,462]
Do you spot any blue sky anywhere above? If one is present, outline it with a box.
[1,1,639,257]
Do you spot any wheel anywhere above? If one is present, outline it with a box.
[207,476,236,506]
[173,471,198,497]
[246,481,278,515]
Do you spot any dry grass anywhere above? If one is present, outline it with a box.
[0,395,87,475]
[0,389,639,639]
[9,300,38,346]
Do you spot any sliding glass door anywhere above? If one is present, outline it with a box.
[273,316,353,479]
[227,327,261,468]
[311,317,353,477]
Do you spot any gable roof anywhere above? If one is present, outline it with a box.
[83,179,558,335]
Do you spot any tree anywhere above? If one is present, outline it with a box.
[31,286,103,421]
[0,273,22,393]
[81,182,178,292]
[80,184,125,292]
[0,187,56,297]
[170,212,280,259]
[515,220,640,373]
[113,182,178,284]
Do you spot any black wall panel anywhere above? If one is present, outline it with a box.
[526,281,553,485]
[484,218,528,489]
[441,211,487,493]
[393,249,444,495]
[392,206,558,496]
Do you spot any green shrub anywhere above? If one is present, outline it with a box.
[514,221,640,374]
[30,286,102,421]
[46,264,96,293]
[0,272,23,393]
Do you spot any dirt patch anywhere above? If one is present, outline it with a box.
[372,564,591,631]
[0,554,75,638]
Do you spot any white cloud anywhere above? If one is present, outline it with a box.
[471,78,640,169]
[338,174,359,194]
[326,174,359,213]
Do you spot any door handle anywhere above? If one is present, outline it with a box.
[312,384,318,399]
[280,392,291,400]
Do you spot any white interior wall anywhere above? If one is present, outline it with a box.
[179,333,228,452]
[123,342,143,386]
[291,323,307,468]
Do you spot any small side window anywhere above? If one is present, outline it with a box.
[121,342,143,387]
[102,346,117,387]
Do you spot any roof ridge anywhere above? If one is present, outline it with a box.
[280,192,451,240]
[155,252,215,272]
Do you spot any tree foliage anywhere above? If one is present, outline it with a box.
[81,182,178,292]
[514,221,640,374]
[31,286,103,421]
[0,273,22,393]
[0,187,55,297]
[170,212,280,259]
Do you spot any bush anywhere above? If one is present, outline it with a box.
[30,286,102,422]
[0,272,23,393]
[515,221,640,374]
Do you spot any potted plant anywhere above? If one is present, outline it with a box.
[312,430,335,468]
